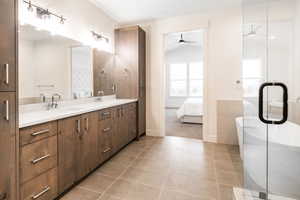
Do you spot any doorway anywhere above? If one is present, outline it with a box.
[164,30,204,140]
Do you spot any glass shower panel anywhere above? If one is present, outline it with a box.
[242,0,269,198]
[267,0,300,199]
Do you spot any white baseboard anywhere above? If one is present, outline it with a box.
[203,134,217,143]
[146,129,163,137]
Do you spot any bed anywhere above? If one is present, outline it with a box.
[176,98,203,124]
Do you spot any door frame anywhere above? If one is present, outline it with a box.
[161,28,209,140]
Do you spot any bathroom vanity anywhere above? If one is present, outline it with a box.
[0,0,146,199]
[19,98,137,199]
[16,22,146,199]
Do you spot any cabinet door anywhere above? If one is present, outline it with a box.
[0,92,16,200]
[138,88,146,136]
[58,116,80,193]
[128,103,137,141]
[121,105,130,146]
[112,107,123,153]
[0,0,16,91]
[114,27,139,99]
[77,112,98,180]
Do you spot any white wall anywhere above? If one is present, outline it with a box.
[137,8,243,142]
[19,39,36,98]
[165,45,203,108]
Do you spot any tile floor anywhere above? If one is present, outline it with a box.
[61,136,243,200]
[165,108,203,140]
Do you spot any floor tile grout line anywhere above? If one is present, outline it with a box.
[76,186,102,194]
[214,159,222,200]
[96,142,152,200]
[157,165,171,200]
[67,137,241,200]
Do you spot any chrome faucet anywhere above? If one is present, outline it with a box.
[112,84,117,94]
[47,93,62,109]
[97,90,104,101]
[40,93,46,103]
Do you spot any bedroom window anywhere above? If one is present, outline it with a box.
[243,59,262,97]
[169,62,203,97]
[169,63,188,96]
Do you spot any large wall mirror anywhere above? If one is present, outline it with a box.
[19,24,115,105]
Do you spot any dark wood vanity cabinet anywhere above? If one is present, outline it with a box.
[18,103,137,198]
[128,103,137,141]
[0,93,16,200]
[58,116,79,193]
[98,109,114,162]
[58,112,98,193]
[112,106,128,153]
[112,103,137,153]
[77,112,98,179]
[115,26,146,137]
[0,0,17,92]
[0,0,18,199]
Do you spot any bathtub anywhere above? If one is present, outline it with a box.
[235,117,300,199]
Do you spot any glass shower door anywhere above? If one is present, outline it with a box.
[267,0,300,199]
[243,0,300,199]
[242,0,269,198]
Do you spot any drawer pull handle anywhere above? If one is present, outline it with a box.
[103,127,111,132]
[31,129,49,137]
[102,112,111,117]
[85,118,89,131]
[4,64,9,85]
[103,148,111,153]
[31,187,51,199]
[3,100,9,121]
[76,119,81,133]
[31,154,51,164]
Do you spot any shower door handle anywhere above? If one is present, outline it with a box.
[258,82,288,124]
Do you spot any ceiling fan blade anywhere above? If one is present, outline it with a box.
[184,41,197,43]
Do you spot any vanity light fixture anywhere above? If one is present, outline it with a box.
[91,31,110,43]
[23,0,66,25]
[27,0,34,12]
[60,16,65,24]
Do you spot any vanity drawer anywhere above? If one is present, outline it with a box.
[98,120,113,162]
[20,121,58,146]
[99,108,113,121]
[20,136,57,183]
[21,168,58,200]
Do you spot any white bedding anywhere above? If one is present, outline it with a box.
[176,98,203,119]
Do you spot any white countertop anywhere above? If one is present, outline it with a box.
[19,98,137,128]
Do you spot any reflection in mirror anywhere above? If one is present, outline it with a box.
[19,24,92,105]
[71,46,93,99]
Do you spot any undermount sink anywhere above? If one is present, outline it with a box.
[56,106,88,112]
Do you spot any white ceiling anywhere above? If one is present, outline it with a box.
[90,0,241,23]
[165,30,203,52]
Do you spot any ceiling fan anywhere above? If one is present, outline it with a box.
[178,33,197,44]
[243,24,276,40]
